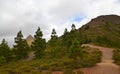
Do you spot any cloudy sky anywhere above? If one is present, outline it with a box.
[0,0,120,47]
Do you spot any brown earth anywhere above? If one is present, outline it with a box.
[27,51,35,61]
[81,44,120,74]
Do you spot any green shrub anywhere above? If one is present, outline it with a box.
[113,49,120,64]
[0,56,6,66]
[63,69,73,74]
[81,49,101,67]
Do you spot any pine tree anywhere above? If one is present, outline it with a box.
[49,28,62,58]
[49,28,58,47]
[62,28,71,48]
[71,24,76,31]
[63,28,68,35]
[32,27,46,59]
[14,30,29,60]
[0,39,12,62]
[70,24,77,38]
[51,28,58,39]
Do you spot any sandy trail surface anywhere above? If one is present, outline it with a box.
[81,44,120,74]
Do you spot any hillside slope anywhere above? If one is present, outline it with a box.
[77,15,120,48]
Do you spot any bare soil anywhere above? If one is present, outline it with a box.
[81,44,120,74]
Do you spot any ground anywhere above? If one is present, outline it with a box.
[81,44,120,74]
[17,44,120,74]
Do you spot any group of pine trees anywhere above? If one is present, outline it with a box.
[13,27,47,60]
[0,39,12,65]
[0,27,45,64]
[0,24,85,64]
[0,24,103,71]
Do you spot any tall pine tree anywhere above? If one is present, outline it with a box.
[14,31,29,60]
[63,28,68,35]
[62,28,71,48]
[32,27,46,59]
[51,28,58,39]
[49,28,58,47]
[0,39,12,62]
[71,24,76,31]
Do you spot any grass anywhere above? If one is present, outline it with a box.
[113,49,120,65]
[0,58,81,74]
[0,46,101,74]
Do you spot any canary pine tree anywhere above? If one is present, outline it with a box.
[14,31,29,60]
[0,39,11,62]
[62,28,71,48]
[32,27,46,59]
[50,29,58,46]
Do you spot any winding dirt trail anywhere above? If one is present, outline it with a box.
[81,44,120,74]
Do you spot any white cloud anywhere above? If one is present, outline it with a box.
[0,0,120,46]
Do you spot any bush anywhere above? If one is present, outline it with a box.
[0,56,6,66]
[81,49,101,67]
[63,69,73,74]
[46,46,68,58]
[113,49,120,65]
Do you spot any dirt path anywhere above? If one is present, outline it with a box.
[27,51,35,61]
[81,44,120,74]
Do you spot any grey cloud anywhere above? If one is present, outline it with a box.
[0,0,120,47]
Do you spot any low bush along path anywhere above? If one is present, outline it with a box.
[81,44,120,74]
[26,44,120,74]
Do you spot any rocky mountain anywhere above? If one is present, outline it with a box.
[26,35,34,46]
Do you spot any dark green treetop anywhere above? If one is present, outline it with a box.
[51,28,58,39]
[32,27,46,59]
[14,30,29,60]
[0,39,12,62]
[49,28,58,47]
[71,24,76,31]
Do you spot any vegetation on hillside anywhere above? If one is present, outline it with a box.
[0,24,102,74]
[113,49,120,65]
[79,15,120,48]
[31,27,46,59]
[13,31,29,60]
[0,15,120,73]
[0,39,12,66]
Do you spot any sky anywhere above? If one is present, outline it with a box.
[0,0,120,47]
